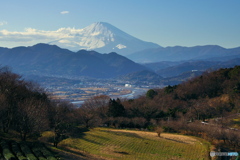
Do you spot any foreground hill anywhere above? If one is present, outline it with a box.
[0,63,238,159]
[0,43,148,78]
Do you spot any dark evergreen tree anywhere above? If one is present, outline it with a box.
[108,98,125,117]
[164,85,177,94]
[146,89,158,99]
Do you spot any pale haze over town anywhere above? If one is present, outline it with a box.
[0,0,240,49]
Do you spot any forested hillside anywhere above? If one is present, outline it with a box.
[0,65,240,159]
[0,67,76,159]
[0,67,77,148]
[77,65,240,151]
[80,65,240,128]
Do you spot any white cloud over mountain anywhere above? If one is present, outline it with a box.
[0,22,160,55]
[0,27,82,45]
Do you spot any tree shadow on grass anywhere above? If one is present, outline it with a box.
[68,126,89,138]
[162,137,188,144]
[101,130,143,139]
[114,151,130,155]
[57,146,86,157]
[69,127,105,145]
[81,137,102,146]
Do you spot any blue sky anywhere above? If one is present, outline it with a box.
[0,0,240,48]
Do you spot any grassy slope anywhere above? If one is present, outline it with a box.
[57,128,210,160]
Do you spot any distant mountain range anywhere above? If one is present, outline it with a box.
[127,45,240,63]
[1,21,240,85]
[143,58,240,85]
[154,59,240,78]
[0,43,147,78]
[48,22,160,56]
[0,43,240,86]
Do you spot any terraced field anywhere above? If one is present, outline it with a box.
[0,139,58,160]
[58,128,211,160]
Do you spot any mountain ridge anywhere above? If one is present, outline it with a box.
[1,43,240,86]
[0,43,148,79]
[127,45,240,63]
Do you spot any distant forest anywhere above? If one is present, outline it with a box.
[0,65,240,150]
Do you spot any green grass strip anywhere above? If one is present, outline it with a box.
[11,142,27,160]
[19,142,38,160]
[0,140,16,160]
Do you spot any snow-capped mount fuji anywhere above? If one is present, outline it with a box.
[48,22,160,56]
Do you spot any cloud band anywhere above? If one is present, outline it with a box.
[60,11,69,14]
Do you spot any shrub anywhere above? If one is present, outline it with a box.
[155,127,163,137]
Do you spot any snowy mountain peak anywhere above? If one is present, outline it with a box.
[83,22,114,35]
[49,22,160,55]
[87,22,113,30]
[86,22,122,33]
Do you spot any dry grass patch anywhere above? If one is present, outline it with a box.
[109,129,197,144]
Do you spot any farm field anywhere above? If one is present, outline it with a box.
[57,128,210,160]
[50,86,133,102]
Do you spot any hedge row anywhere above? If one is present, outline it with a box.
[0,139,57,160]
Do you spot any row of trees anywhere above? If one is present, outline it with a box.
[161,120,240,149]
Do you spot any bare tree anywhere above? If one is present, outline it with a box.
[131,117,147,128]
[50,100,75,148]
[14,98,49,141]
[0,93,9,132]
[76,95,110,128]
[0,68,23,133]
